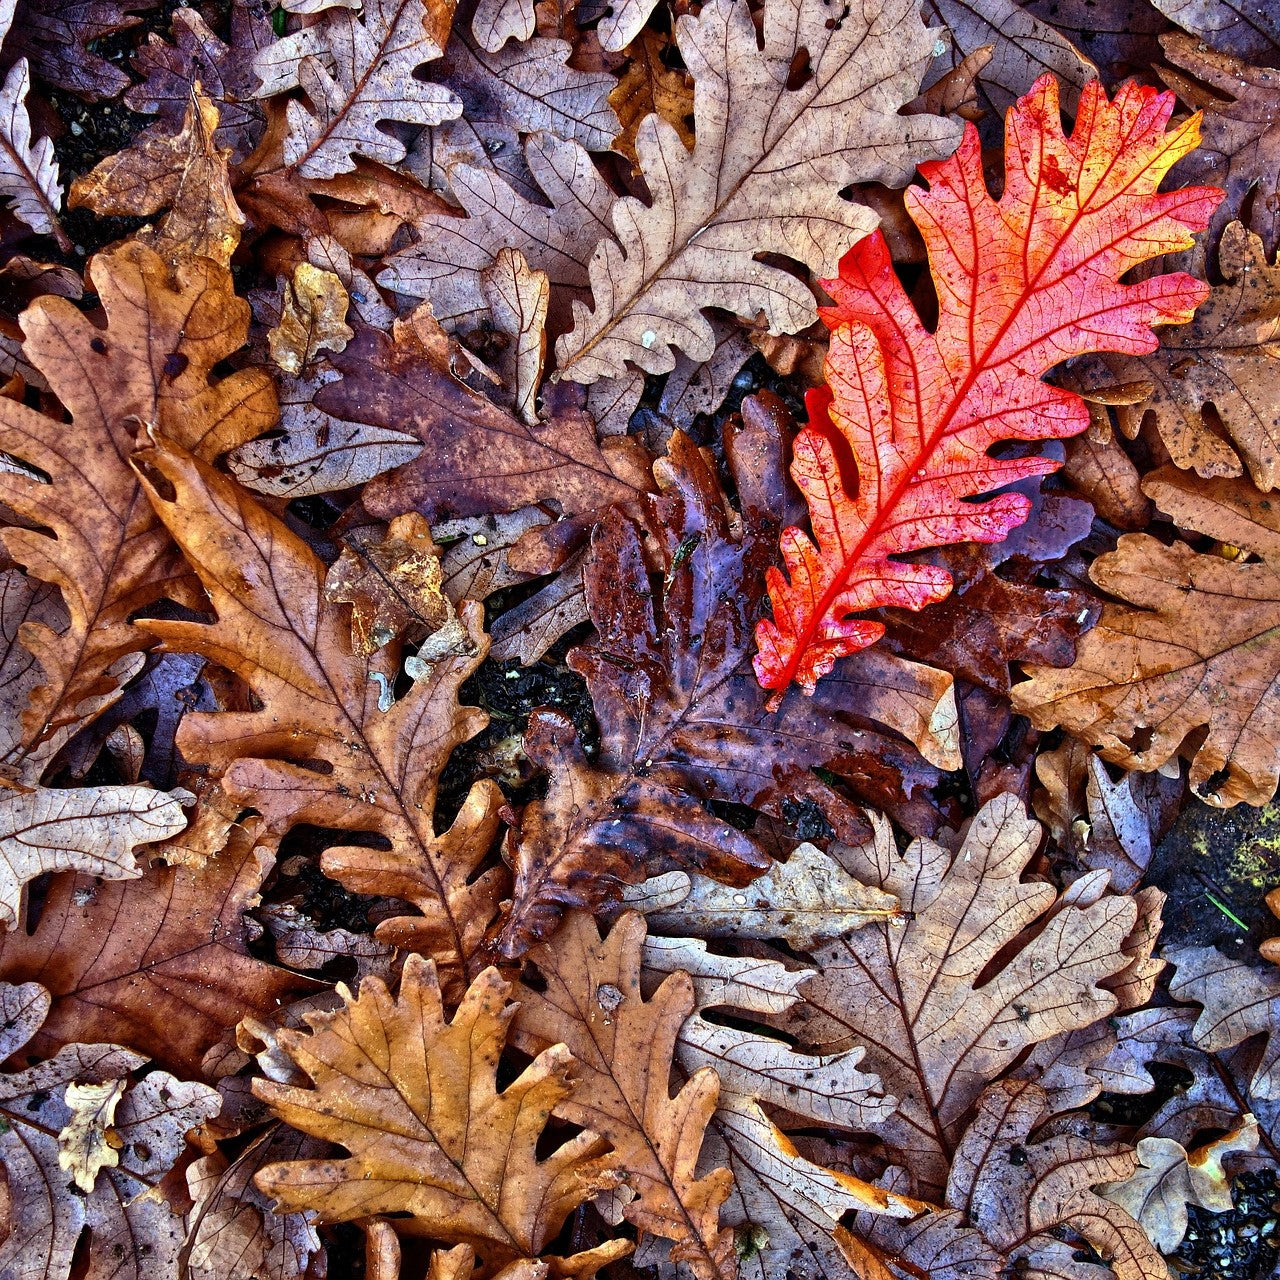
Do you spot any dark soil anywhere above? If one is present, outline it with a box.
[1171,1170,1280,1279]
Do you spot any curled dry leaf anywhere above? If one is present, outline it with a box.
[0,782,188,930]
[0,981,221,1280]
[253,956,628,1272]
[251,0,462,177]
[68,84,245,268]
[482,247,549,424]
[554,0,961,381]
[1100,1115,1260,1252]
[0,814,318,1077]
[0,46,63,243]
[513,911,735,1280]
[755,77,1222,701]
[0,242,276,782]
[1072,221,1280,489]
[324,513,460,656]
[1014,466,1280,807]
[268,262,355,375]
[790,794,1144,1199]
[135,438,505,991]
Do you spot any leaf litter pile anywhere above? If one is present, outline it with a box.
[2,0,1280,1274]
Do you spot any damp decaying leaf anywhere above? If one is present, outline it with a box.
[268,262,355,375]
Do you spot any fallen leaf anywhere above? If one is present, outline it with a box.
[755,76,1222,701]
[0,13,64,245]
[1013,466,1280,807]
[554,0,961,381]
[69,84,245,267]
[0,981,221,1280]
[1100,1115,1260,1252]
[136,437,505,991]
[790,794,1144,1198]
[8,0,145,100]
[609,28,694,169]
[251,0,462,177]
[0,782,188,930]
[483,246,549,423]
[0,814,318,1077]
[514,911,735,1280]
[1061,402,1153,530]
[0,242,276,781]
[317,312,652,523]
[1073,222,1280,489]
[1162,35,1280,269]
[471,0,534,51]
[253,956,625,1271]
[1149,0,1279,61]
[268,263,355,375]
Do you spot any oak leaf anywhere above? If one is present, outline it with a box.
[253,956,625,1271]
[789,795,1144,1199]
[1099,1115,1260,1252]
[69,84,245,268]
[7,0,145,100]
[0,242,276,781]
[754,76,1222,701]
[251,0,461,177]
[135,437,505,991]
[1013,466,1280,807]
[268,262,354,375]
[0,814,318,1077]
[0,0,64,245]
[496,397,964,956]
[316,311,652,523]
[1159,34,1280,257]
[513,911,735,1279]
[483,247,549,424]
[1149,0,1279,61]
[0,981,221,1280]
[554,0,961,381]
[379,131,615,337]
[1073,222,1280,488]
[608,29,693,170]
[0,782,188,930]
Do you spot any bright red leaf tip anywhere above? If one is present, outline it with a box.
[753,74,1223,707]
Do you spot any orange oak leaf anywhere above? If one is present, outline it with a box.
[754,74,1222,704]
[133,438,506,994]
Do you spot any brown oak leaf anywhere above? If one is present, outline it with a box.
[253,956,627,1272]
[0,242,276,782]
[1013,466,1280,807]
[135,437,506,992]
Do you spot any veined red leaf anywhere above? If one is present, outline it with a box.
[753,75,1222,704]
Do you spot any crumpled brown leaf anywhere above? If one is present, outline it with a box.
[554,0,961,381]
[0,242,276,782]
[0,981,222,1280]
[483,247,549,424]
[253,956,630,1273]
[136,437,505,992]
[1013,466,1280,807]
[69,84,245,268]
[0,781,188,930]
[1071,221,1280,489]
[268,262,355,375]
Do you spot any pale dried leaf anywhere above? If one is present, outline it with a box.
[57,1079,126,1193]
[472,0,534,50]
[0,784,189,930]
[483,247,549,423]
[555,0,961,381]
[0,51,62,242]
[620,842,897,947]
[1100,1116,1260,1251]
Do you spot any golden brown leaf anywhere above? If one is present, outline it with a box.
[69,85,244,268]
[324,514,462,657]
[0,243,276,782]
[268,263,355,376]
[609,29,693,169]
[1013,466,1280,807]
[514,911,736,1279]
[253,956,623,1270]
[135,438,504,990]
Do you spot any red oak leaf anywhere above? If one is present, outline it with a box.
[754,74,1222,704]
